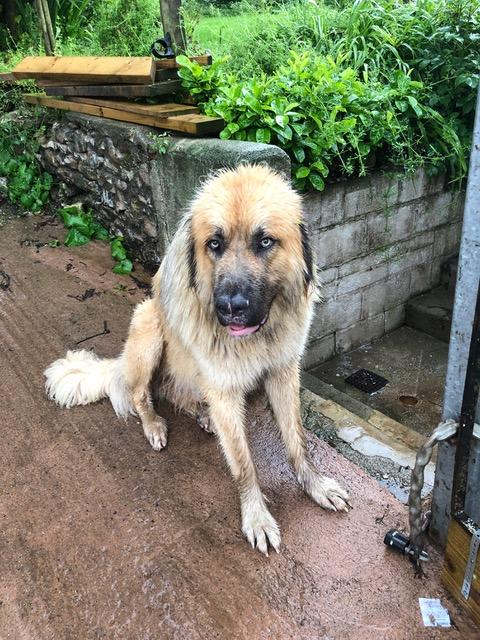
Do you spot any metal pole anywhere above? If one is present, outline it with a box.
[451,281,480,516]
[431,85,480,543]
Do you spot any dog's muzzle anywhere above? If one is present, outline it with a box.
[214,286,268,337]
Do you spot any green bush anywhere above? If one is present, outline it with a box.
[179,0,478,189]
[0,0,162,59]
[0,97,53,212]
[179,51,466,189]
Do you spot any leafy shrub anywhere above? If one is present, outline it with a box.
[0,0,161,58]
[178,51,466,190]
[320,1,480,129]
[57,205,133,274]
[179,0,479,189]
[47,1,95,41]
[0,102,53,212]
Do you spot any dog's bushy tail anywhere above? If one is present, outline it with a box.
[44,350,134,417]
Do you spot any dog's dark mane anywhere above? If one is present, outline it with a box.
[187,231,197,290]
[299,223,314,285]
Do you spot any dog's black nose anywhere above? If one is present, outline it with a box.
[231,293,249,315]
[215,293,249,316]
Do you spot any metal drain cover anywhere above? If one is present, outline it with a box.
[345,368,389,394]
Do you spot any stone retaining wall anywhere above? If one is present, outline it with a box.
[41,114,290,271]
[40,114,463,367]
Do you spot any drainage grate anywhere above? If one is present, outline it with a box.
[345,368,389,394]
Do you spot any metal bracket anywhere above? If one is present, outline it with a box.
[461,529,480,599]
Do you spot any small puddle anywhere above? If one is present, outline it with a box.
[399,395,419,406]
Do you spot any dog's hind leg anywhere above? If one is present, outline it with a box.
[265,363,351,512]
[122,298,168,451]
[205,389,280,555]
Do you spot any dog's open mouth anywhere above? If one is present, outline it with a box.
[227,316,267,337]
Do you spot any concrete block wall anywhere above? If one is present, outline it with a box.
[303,171,464,368]
[40,114,463,369]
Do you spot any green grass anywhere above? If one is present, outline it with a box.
[194,13,271,51]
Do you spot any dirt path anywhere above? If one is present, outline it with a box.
[0,214,477,639]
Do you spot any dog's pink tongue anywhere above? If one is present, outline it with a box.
[227,324,259,337]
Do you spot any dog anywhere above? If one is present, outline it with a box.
[45,164,350,555]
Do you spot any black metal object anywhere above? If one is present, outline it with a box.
[345,368,389,394]
[384,529,429,562]
[151,32,175,59]
[451,280,480,519]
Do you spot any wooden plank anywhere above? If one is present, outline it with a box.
[155,55,212,69]
[442,518,480,626]
[38,68,177,86]
[24,94,224,136]
[164,113,224,136]
[12,56,155,84]
[155,68,179,82]
[43,80,183,98]
[67,97,198,119]
[38,79,112,86]
[0,72,16,82]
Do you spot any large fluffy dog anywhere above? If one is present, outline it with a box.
[45,164,350,554]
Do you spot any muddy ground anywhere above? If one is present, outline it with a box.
[0,211,478,639]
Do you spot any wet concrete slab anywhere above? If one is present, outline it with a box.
[309,326,448,438]
[0,214,478,639]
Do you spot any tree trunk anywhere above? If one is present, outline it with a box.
[159,0,186,53]
[33,0,55,55]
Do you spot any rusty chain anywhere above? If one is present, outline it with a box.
[408,419,458,573]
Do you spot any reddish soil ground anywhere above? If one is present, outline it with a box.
[0,215,478,639]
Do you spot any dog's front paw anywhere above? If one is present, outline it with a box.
[241,504,281,556]
[143,418,168,451]
[307,474,351,512]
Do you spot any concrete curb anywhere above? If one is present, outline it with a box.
[300,379,435,502]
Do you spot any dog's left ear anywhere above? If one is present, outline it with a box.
[187,226,197,289]
[299,223,314,285]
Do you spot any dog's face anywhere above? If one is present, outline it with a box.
[189,165,314,337]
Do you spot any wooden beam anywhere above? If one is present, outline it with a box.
[24,94,224,136]
[67,97,198,119]
[12,57,155,85]
[42,80,183,98]
[0,72,16,82]
[155,55,212,69]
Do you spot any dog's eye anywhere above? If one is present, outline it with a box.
[259,237,275,250]
[207,238,221,252]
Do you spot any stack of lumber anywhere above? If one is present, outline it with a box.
[1,56,223,136]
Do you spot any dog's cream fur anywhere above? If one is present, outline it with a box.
[45,165,350,554]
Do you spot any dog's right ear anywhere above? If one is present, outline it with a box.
[299,223,314,286]
[187,227,197,289]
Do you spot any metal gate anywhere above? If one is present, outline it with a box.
[431,86,480,624]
